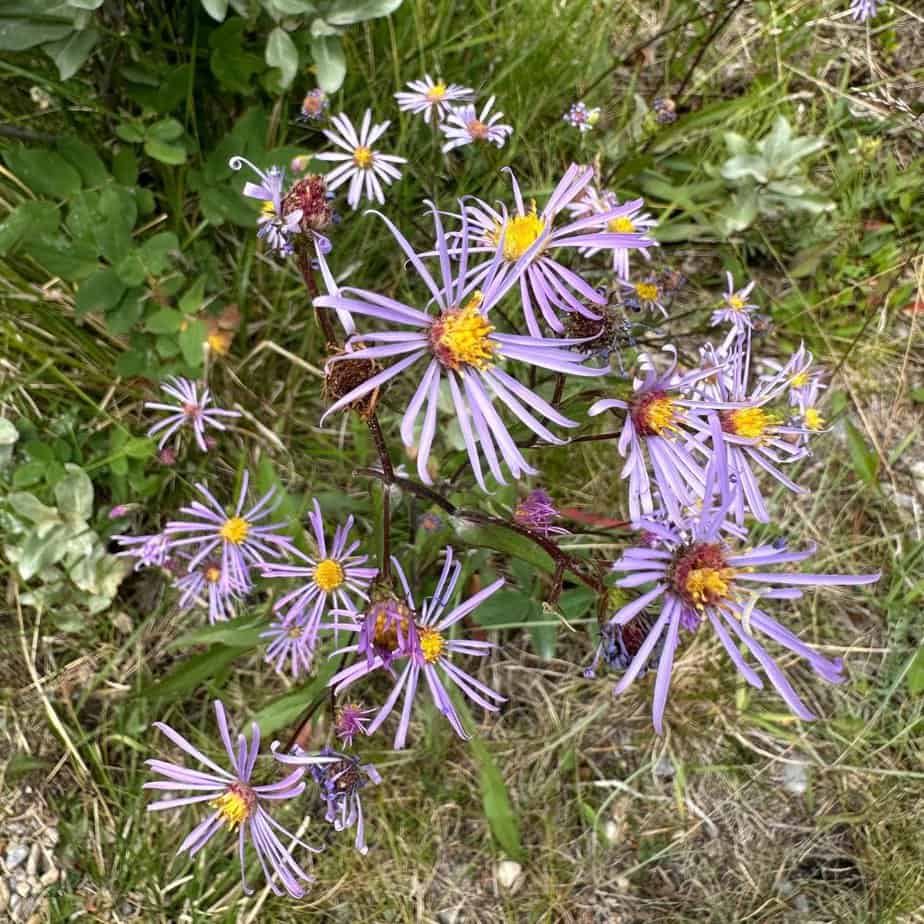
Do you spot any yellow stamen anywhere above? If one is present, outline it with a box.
[418,627,446,663]
[804,408,824,430]
[728,295,745,310]
[204,566,221,583]
[433,293,496,370]
[644,396,676,434]
[314,558,345,592]
[790,371,809,388]
[261,200,275,216]
[353,146,374,169]
[489,206,546,262]
[685,567,733,608]
[726,407,778,440]
[607,216,635,233]
[635,282,659,302]
[220,517,250,545]
[211,785,254,830]
[426,82,447,100]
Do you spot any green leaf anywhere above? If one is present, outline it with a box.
[249,658,340,738]
[453,694,523,860]
[142,645,241,703]
[0,3,72,51]
[452,519,555,574]
[144,138,187,165]
[907,646,924,695]
[209,17,263,94]
[44,26,98,79]
[266,27,299,89]
[310,34,346,93]
[325,0,403,25]
[179,319,207,367]
[144,307,183,333]
[111,148,138,186]
[170,612,270,650]
[7,492,60,525]
[3,147,81,198]
[179,275,207,314]
[147,118,184,142]
[124,436,155,459]
[27,236,99,280]
[844,419,879,486]
[201,0,230,20]
[0,200,59,256]
[57,137,109,187]
[0,417,18,467]
[75,267,126,316]
[472,589,536,628]
[115,122,145,143]
[54,464,93,520]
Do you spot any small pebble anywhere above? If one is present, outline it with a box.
[495,859,523,892]
[5,846,28,870]
[15,878,31,898]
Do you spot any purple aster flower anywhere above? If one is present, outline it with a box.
[314,202,608,491]
[696,342,814,524]
[144,700,335,898]
[334,702,375,747]
[602,497,880,733]
[563,101,600,133]
[174,553,246,624]
[619,273,668,318]
[275,747,381,854]
[758,343,824,408]
[395,75,474,123]
[513,488,567,537]
[164,471,294,596]
[587,348,731,523]
[849,0,885,21]
[567,185,658,281]
[230,157,303,257]
[261,616,316,678]
[144,376,239,453]
[260,498,376,638]
[454,165,655,336]
[440,96,513,152]
[327,548,506,749]
[710,273,758,345]
[315,111,407,210]
[115,531,171,570]
[299,88,328,121]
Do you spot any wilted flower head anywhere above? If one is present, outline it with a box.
[300,88,328,121]
[115,531,170,570]
[315,202,608,490]
[230,156,302,257]
[514,488,566,537]
[395,75,474,123]
[328,548,506,749]
[652,97,677,124]
[602,492,879,732]
[163,470,294,595]
[455,164,655,336]
[335,702,375,747]
[282,173,334,248]
[563,101,600,133]
[316,110,407,210]
[276,747,381,854]
[144,377,239,453]
[145,700,335,898]
[440,96,513,152]
[174,552,247,624]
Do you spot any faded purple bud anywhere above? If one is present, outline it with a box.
[299,88,328,121]
[335,702,375,748]
[419,512,443,533]
[109,504,130,519]
[158,446,177,466]
[513,489,566,537]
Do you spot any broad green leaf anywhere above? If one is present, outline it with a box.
[472,589,536,628]
[7,492,59,525]
[124,436,154,459]
[249,658,340,738]
[209,17,263,94]
[75,267,126,316]
[57,137,109,187]
[452,519,555,574]
[0,201,59,256]
[142,645,241,702]
[44,26,98,79]
[179,319,207,367]
[179,276,207,314]
[27,236,99,280]
[115,122,144,143]
[201,0,230,19]
[266,27,299,89]
[144,307,183,334]
[54,464,93,520]
[144,138,187,165]
[326,0,403,25]
[170,613,270,650]
[0,3,72,51]
[844,419,879,486]
[2,147,81,198]
[310,34,345,93]
[147,118,184,142]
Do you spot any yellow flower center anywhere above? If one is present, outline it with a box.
[635,282,659,302]
[212,783,255,830]
[607,216,635,233]
[353,146,374,169]
[426,82,447,100]
[207,332,231,355]
[804,408,824,430]
[723,407,778,440]
[790,371,809,388]
[490,206,546,262]
[372,602,411,652]
[287,624,302,639]
[418,627,446,664]
[684,567,734,608]
[219,516,250,545]
[260,200,276,216]
[632,393,677,436]
[204,566,221,583]
[728,295,745,310]
[431,293,496,370]
[467,119,489,139]
[314,558,345,592]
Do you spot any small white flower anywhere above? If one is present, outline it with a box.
[316,111,407,210]
[440,96,513,153]
[394,75,474,123]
